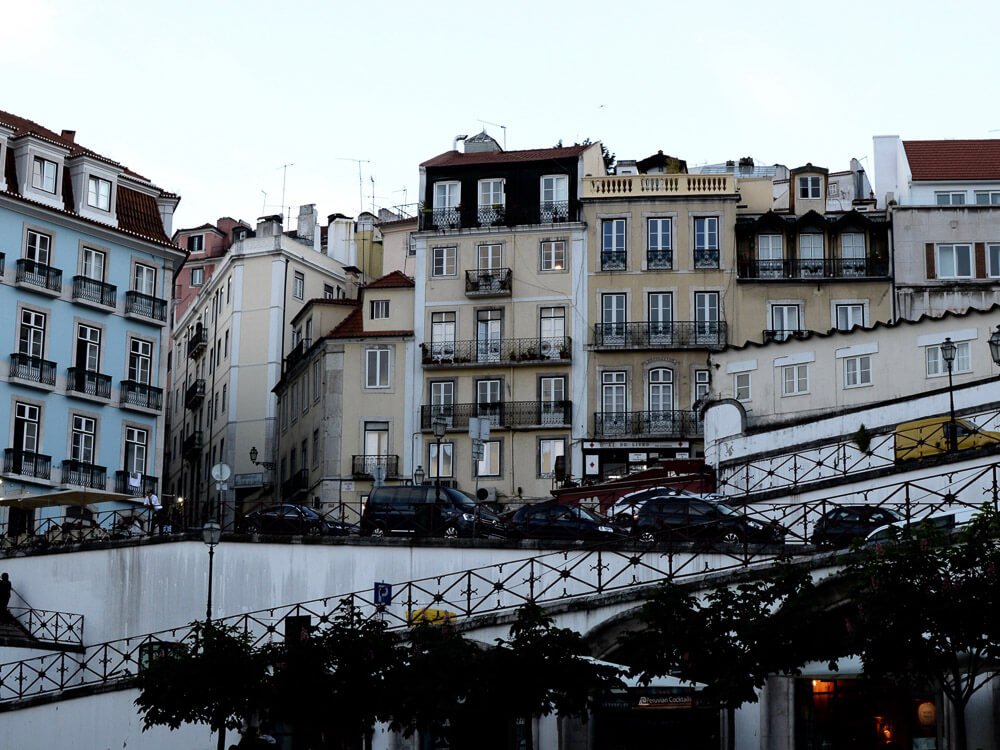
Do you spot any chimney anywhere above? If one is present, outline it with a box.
[60,129,76,143]
[297,204,317,244]
[256,214,283,237]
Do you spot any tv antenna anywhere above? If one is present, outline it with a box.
[477,119,507,150]
[337,157,371,215]
[277,163,294,220]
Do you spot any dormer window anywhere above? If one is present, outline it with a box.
[32,157,57,193]
[798,176,821,199]
[370,299,390,319]
[87,176,112,211]
[187,235,204,252]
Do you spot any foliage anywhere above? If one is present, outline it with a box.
[852,424,872,453]
[840,504,1000,750]
[554,137,616,173]
[134,620,269,734]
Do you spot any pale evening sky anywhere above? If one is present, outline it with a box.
[6,0,1000,233]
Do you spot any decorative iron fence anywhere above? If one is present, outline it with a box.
[72,276,117,307]
[420,401,572,430]
[591,321,727,350]
[421,336,571,366]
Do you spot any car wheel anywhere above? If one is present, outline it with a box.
[639,530,656,544]
[246,523,260,535]
[442,524,459,539]
[369,525,387,538]
[721,530,743,544]
[306,524,322,536]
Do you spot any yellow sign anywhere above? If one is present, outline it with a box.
[408,607,457,625]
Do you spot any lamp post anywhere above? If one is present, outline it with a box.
[202,520,221,622]
[940,337,958,453]
[432,418,447,505]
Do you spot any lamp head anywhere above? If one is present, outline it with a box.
[202,520,222,547]
[940,337,957,365]
[249,446,259,464]
[989,325,1000,367]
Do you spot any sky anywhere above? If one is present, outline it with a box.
[7,0,1000,233]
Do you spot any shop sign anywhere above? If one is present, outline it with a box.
[584,441,688,449]
[636,693,694,710]
[628,452,648,462]
[234,472,264,488]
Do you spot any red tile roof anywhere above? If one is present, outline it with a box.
[903,139,1000,181]
[327,307,412,339]
[421,144,590,168]
[0,109,133,174]
[365,270,414,289]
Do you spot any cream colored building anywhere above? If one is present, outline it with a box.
[272,271,415,519]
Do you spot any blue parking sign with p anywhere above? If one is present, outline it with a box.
[374,582,392,605]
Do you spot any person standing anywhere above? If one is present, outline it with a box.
[0,572,12,620]
[144,489,162,535]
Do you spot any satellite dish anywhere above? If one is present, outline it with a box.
[210,463,232,482]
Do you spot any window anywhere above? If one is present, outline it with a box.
[694,292,720,343]
[433,181,460,209]
[407,233,416,257]
[476,309,502,362]
[601,219,626,269]
[19,309,46,357]
[14,402,40,454]
[134,263,156,295]
[293,271,305,300]
[478,178,504,209]
[769,304,801,341]
[693,217,719,268]
[312,430,320,467]
[224,330,229,357]
[76,324,101,372]
[840,232,866,275]
[222,384,227,412]
[734,372,751,401]
[935,191,965,206]
[365,346,390,388]
[124,427,148,474]
[191,267,204,286]
[926,341,971,377]
[989,244,1000,278]
[32,157,57,193]
[431,246,457,277]
[26,230,51,265]
[431,312,456,358]
[540,240,566,271]
[323,283,335,299]
[798,176,821,199]
[648,368,673,413]
[844,355,872,388]
[647,218,672,267]
[835,303,865,331]
[82,247,106,281]
[312,360,321,401]
[539,438,565,478]
[187,235,205,252]
[648,292,672,341]
[128,339,152,384]
[87,176,111,211]
[936,244,973,278]
[975,190,1000,205]
[782,364,809,396]
[798,234,824,276]
[478,440,501,477]
[430,381,455,423]
[602,370,627,418]
[539,307,565,356]
[71,416,96,464]
[694,369,711,405]
[369,299,391,320]
[428,441,453,479]
[758,234,783,277]
[540,175,569,220]
[540,377,566,425]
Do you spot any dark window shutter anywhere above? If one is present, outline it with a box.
[925,243,936,280]
[975,242,986,277]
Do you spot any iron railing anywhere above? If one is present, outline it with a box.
[9,353,57,386]
[600,249,627,271]
[15,259,62,293]
[120,381,163,411]
[7,607,84,648]
[646,251,672,269]
[284,338,313,372]
[280,469,310,501]
[738,257,890,280]
[464,268,512,297]
[591,321,727,350]
[694,248,720,268]
[351,455,400,479]
[594,410,703,438]
[60,460,107,490]
[477,205,505,226]
[114,471,158,496]
[183,432,203,456]
[124,291,167,322]
[184,379,206,410]
[762,329,809,343]
[71,276,117,307]
[421,336,572,366]
[420,401,572,430]
[539,201,569,223]
[2,449,52,479]
[186,326,207,358]
[66,368,112,399]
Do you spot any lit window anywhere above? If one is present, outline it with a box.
[782,364,809,396]
[540,241,566,271]
[370,299,389,319]
[936,244,973,278]
[798,176,821,199]
[734,372,751,401]
[32,157,57,193]
[366,346,390,388]
[87,176,112,211]
[926,341,971,377]
[843,355,872,388]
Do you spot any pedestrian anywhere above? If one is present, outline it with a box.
[144,489,162,535]
[0,572,11,620]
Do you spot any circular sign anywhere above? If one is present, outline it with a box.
[210,463,232,482]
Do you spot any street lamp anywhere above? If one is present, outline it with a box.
[412,465,425,486]
[989,325,1000,367]
[432,418,447,506]
[202,520,221,622]
[940,337,958,453]
[249,446,275,471]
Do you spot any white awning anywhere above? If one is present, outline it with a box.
[0,488,142,510]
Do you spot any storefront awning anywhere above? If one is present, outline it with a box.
[0,488,142,510]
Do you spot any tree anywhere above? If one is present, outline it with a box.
[840,505,1000,750]
[554,138,616,173]
[134,620,269,744]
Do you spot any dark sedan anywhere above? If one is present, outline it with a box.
[811,506,903,547]
[506,502,626,541]
[632,496,784,545]
[241,504,354,536]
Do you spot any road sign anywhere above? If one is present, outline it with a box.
[374,582,392,605]
[471,441,484,461]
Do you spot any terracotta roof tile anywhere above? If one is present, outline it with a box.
[365,270,414,289]
[421,144,590,168]
[116,187,170,243]
[327,306,412,339]
[903,139,1000,181]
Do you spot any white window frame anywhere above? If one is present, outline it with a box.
[477,440,502,478]
[32,156,57,193]
[71,415,96,464]
[431,246,457,277]
[187,234,205,252]
[538,437,566,479]
[647,218,672,255]
[19,309,46,358]
[835,303,866,331]
[87,176,112,211]
[974,190,1000,205]
[926,341,971,377]
[134,263,156,295]
[433,181,460,209]
[293,271,305,300]
[428,441,454,479]
[365,346,391,389]
[540,240,566,271]
[694,368,711,405]
[936,244,973,279]
[602,218,626,256]
[191,267,204,286]
[478,179,504,209]
[935,191,966,206]
[734,372,751,402]
[26,229,51,265]
[370,299,390,319]
[843,355,873,388]
[129,338,153,384]
[82,247,106,281]
[798,176,821,199]
[781,364,809,396]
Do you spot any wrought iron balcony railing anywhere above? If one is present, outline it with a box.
[646,251,673,270]
[66,368,112,399]
[477,205,505,226]
[72,276,117,307]
[114,471,158,496]
[421,336,572,367]
[281,469,309,501]
[430,206,460,229]
[3,449,52,479]
[763,329,809,343]
[464,268,512,297]
[284,338,312,372]
[15,259,62,293]
[187,326,208,358]
[420,400,572,430]
[594,410,703,438]
[351,454,401,479]
[694,248,720,268]
[738,257,890,280]
[61,460,107,489]
[600,249,627,271]
[539,201,569,223]
[185,379,206,410]
[183,431,203,455]
[124,291,167,322]
[591,321,727,350]
[9,353,57,386]
[120,380,164,411]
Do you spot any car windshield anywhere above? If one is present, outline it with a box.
[568,506,601,522]
[445,488,477,511]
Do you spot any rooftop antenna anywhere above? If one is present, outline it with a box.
[337,157,371,216]
[260,190,267,215]
[277,163,294,220]
[477,119,507,150]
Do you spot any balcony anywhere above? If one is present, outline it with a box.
[694,248,720,269]
[428,206,461,230]
[187,325,208,359]
[61,460,107,490]
[351,454,400,480]
[583,173,735,198]
[600,250,627,271]
[124,291,167,323]
[284,338,312,373]
[3,449,52,479]
[183,431,203,456]
[539,201,569,223]
[114,471,158,496]
[737,257,890,281]
[464,268,512,297]
[120,380,164,411]
[420,400,572,430]
[9,353,57,387]
[421,336,572,368]
[647,251,673,270]
[281,469,309,501]
[15,259,62,295]
[477,204,505,227]
[591,321,727,351]
[66,368,112,400]
[72,276,117,308]
[594,410,703,439]
[185,379,206,410]
[763,329,809,343]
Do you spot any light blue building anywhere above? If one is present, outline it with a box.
[0,110,183,537]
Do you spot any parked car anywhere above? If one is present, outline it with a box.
[632,495,784,544]
[360,485,507,539]
[505,502,627,541]
[607,487,691,533]
[865,505,981,545]
[894,416,1000,461]
[810,506,903,547]
[241,504,352,536]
